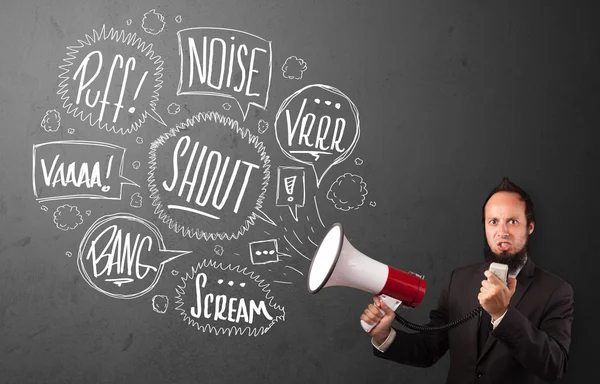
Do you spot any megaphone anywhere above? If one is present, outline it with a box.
[307,223,426,332]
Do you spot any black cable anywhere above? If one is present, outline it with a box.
[393,306,483,332]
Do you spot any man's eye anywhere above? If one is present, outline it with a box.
[489,220,496,224]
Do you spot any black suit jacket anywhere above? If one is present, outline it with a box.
[373,257,574,383]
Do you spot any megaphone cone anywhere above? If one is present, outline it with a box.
[308,223,426,308]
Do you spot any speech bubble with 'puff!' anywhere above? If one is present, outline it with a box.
[57,25,166,134]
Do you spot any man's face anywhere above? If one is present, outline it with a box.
[484,191,534,272]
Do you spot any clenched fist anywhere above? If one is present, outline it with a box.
[360,296,396,344]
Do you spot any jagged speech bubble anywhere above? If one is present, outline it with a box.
[176,28,272,121]
[32,140,138,202]
[275,84,360,187]
[148,111,276,241]
[57,24,165,134]
[174,259,285,336]
[77,213,191,299]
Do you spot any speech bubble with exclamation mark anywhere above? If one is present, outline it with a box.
[32,140,138,202]
[57,24,166,134]
[275,166,305,221]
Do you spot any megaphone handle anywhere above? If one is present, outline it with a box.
[360,294,403,333]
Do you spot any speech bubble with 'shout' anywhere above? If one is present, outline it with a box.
[275,84,360,188]
[148,111,276,241]
[77,213,191,299]
[32,140,138,202]
[57,24,166,134]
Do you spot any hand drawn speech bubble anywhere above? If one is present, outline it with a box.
[148,111,276,241]
[174,259,285,336]
[274,84,360,188]
[57,24,166,134]
[32,140,138,202]
[276,166,305,221]
[77,213,191,299]
[176,28,272,121]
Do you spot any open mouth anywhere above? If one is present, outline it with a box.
[497,242,511,251]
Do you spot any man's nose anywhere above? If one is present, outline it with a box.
[498,223,510,237]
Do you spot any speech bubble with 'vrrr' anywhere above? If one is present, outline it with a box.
[78,213,191,299]
[177,28,272,121]
[57,24,166,134]
[275,84,360,188]
[32,140,138,202]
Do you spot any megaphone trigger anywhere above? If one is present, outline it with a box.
[360,294,403,333]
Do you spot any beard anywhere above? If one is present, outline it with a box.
[484,237,529,276]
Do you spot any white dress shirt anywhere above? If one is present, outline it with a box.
[372,260,524,352]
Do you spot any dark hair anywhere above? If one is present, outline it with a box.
[481,177,535,225]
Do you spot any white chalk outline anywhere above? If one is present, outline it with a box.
[141,9,166,35]
[285,265,304,276]
[53,203,84,231]
[274,84,360,188]
[281,56,307,80]
[77,212,191,299]
[283,235,310,261]
[313,195,326,228]
[176,27,273,121]
[130,192,143,208]
[275,166,305,222]
[32,140,138,202]
[174,259,285,337]
[152,294,169,314]
[148,111,276,242]
[327,173,368,211]
[57,24,166,135]
[41,109,61,132]
[248,239,280,265]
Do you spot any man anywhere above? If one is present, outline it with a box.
[361,177,574,383]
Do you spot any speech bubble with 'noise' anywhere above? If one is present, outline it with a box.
[176,28,272,121]
[57,24,165,134]
[32,140,138,202]
[77,213,191,299]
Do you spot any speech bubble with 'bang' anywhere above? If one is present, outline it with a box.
[78,213,190,299]
[57,24,165,134]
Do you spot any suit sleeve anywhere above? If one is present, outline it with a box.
[491,281,574,382]
[372,271,452,367]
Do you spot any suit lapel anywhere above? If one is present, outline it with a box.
[469,263,488,360]
[477,257,535,363]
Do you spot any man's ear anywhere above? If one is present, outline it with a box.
[528,222,535,235]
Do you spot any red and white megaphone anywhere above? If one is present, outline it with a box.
[307,223,426,332]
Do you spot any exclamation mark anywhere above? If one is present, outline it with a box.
[129,71,149,114]
[284,176,296,202]
[101,155,114,193]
